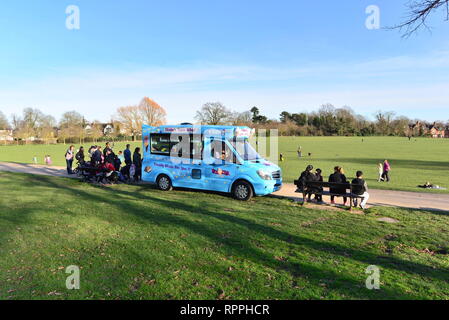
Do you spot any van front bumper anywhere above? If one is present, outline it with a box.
[253,179,282,196]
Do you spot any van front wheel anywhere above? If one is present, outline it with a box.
[232,181,253,201]
[157,174,172,191]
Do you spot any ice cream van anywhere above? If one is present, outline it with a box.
[141,124,282,200]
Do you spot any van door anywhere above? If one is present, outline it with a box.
[169,133,204,189]
[203,139,237,192]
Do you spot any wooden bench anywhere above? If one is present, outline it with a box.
[294,180,364,210]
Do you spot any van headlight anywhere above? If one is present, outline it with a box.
[257,170,272,180]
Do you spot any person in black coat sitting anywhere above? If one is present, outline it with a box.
[329,166,348,205]
[296,165,318,202]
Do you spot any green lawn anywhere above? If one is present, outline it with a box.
[0,136,448,193]
[1,172,448,300]
[278,136,449,193]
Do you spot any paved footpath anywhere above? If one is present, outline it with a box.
[1,161,448,212]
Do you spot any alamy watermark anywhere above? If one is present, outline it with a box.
[65,265,80,290]
[66,5,80,30]
[365,5,380,30]
[365,265,380,290]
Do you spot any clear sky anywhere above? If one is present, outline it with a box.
[1,0,449,123]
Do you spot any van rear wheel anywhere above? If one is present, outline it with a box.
[157,174,172,191]
[232,181,253,201]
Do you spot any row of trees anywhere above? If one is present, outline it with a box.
[2,100,447,144]
[195,102,448,137]
[0,97,167,144]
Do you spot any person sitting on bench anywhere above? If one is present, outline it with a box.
[351,171,370,209]
[314,168,324,203]
[296,165,318,202]
[329,166,348,205]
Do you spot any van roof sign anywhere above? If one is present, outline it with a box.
[143,124,254,139]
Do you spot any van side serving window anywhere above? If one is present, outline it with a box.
[150,134,171,155]
[151,133,204,159]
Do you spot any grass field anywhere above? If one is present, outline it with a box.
[0,136,448,193]
[277,136,449,194]
[1,171,448,300]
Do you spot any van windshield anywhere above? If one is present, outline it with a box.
[229,139,261,161]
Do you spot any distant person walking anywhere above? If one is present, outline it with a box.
[382,160,391,182]
[297,146,302,158]
[377,163,384,182]
[44,155,52,165]
[65,145,75,174]
[351,171,370,209]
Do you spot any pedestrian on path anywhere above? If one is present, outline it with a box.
[65,145,75,174]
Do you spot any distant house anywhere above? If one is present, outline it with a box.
[409,121,428,136]
[0,129,14,141]
[84,123,124,136]
[428,123,446,138]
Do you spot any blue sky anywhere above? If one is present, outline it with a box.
[1,0,449,123]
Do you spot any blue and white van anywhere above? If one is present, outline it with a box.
[141,124,282,200]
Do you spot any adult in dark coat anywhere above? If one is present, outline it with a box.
[133,147,142,181]
[328,166,348,205]
[296,165,318,202]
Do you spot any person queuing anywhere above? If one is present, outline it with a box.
[124,144,132,166]
[351,171,370,209]
[329,166,348,205]
[65,145,75,174]
[90,146,102,166]
[105,148,116,165]
[103,142,112,157]
[133,147,142,182]
[75,146,85,165]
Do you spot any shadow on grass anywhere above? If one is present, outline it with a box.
[2,172,448,299]
[326,158,449,170]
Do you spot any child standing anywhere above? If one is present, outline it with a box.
[377,163,383,182]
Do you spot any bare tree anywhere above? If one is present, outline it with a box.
[195,102,232,125]
[116,106,143,141]
[0,111,9,129]
[138,97,167,126]
[89,121,105,143]
[374,110,396,135]
[38,115,57,144]
[230,111,253,126]
[59,111,85,144]
[394,0,449,36]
